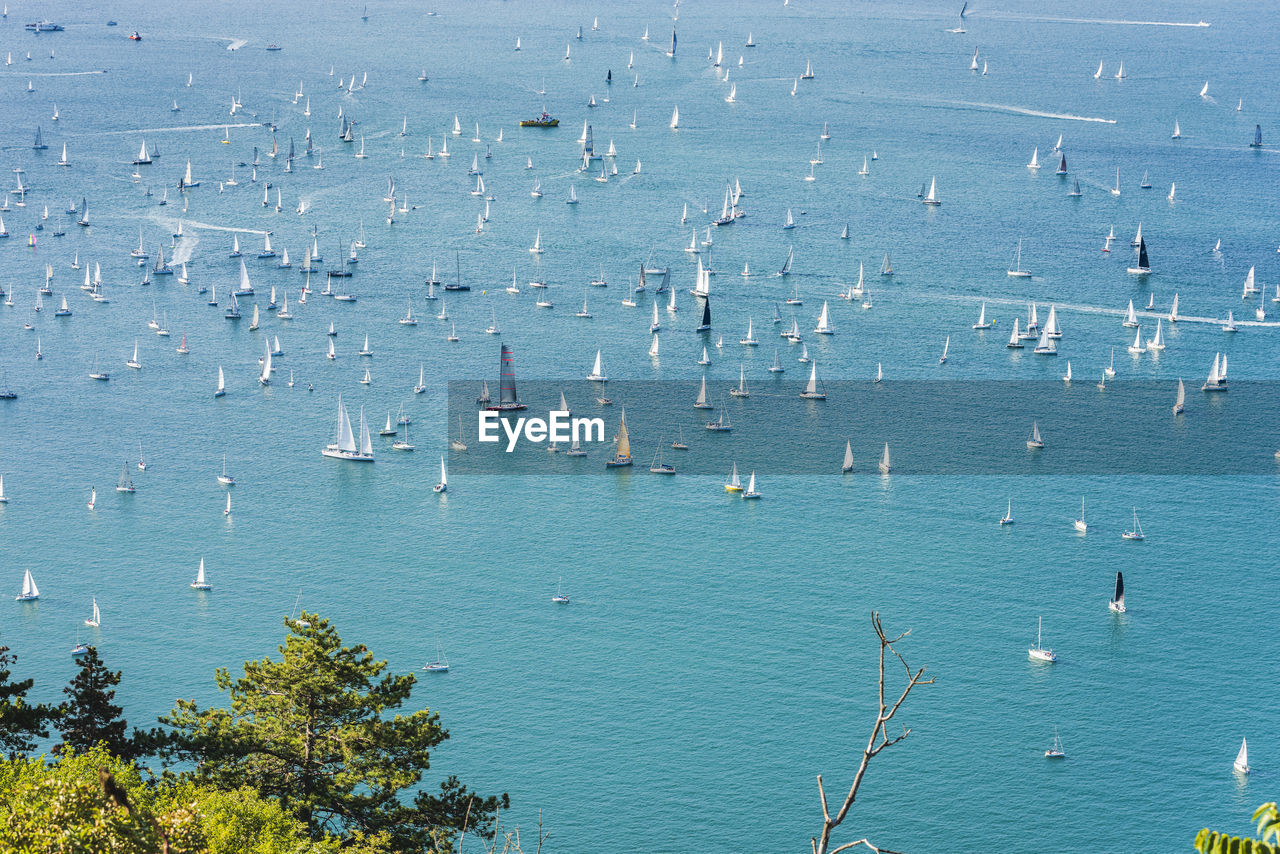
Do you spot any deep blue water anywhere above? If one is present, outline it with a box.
[1,0,1277,850]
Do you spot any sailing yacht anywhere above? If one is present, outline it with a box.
[1233,739,1250,775]
[739,318,758,346]
[1027,147,1040,170]
[85,598,100,628]
[922,177,941,206]
[1000,499,1014,526]
[606,410,632,467]
[1028,617,1057,662]
[742,471,761,499]
[972,303,992,330]
[1127,326,1146,355]
[813,301,834,334]
[1108,571,1126,613]
[1007,240,1032,277]
[729,364,749,398]
[800,362,826,399]
[321,396,374,461]
[1122,508,1144,541]
[1027,421,1044,450]
[724,462,743,493]
[116,461,136,493]
[16,569,38,601]
[1173,378,1186,414]
[1045,729,1066,759]
[586,350,607,381]
[1127,237,1151,275]
[1074,499,1088,534]
[878,443,891,475]
[938,337,949,364]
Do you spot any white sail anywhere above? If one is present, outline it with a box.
[1234,738,1250,774]
[814,301,833,334]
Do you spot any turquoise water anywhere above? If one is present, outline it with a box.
[2,0,1278,850]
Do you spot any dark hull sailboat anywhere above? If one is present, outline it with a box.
[485,344,527,411]
[696,297,711,332]
[1127,237,1151,274]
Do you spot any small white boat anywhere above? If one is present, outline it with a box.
[1233,738,1250,775]
[15,568,38,601]
[1000,499,1014,525]
[1045,729,1066,759]
[1122,508,1145,541]
[1028,617,1057,662]
[1027,421,1044,449]
[188,555,213,591]
[1074,498,1088,534]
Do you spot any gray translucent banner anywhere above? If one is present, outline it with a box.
[446,380,1278,475]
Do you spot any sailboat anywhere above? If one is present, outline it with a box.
[1173,379,1186,414]
[800,362,826,399]
[973,303,991,329]
[1045,729,1066,759]
[321,396,374,461]
[116,461,135,493]
[1074,499,1088,534]
[842,441,855,473]
[1000,499,1014,525]
[126,339,142,369]
[694,376,713,409]
[1127,237,1151,274]
[1127,326,1146,355]
[1027,421,1044,449]
[1147,320,1166,351]
[1028,617,1057,662]
[587,350,607,381]
[605,410,632,467]
[1234,739,1251,775]
[1122,508,1144,541]
[813,301,834,334]
[938,337,950,364]
[1202,353,1228,392]
[16,569,38,601]
[922,176,941,206]
[552,579,570,604]
[730,364,749,398]
[742,471,761,499]
[1027,147,1040,170]
[1172,119,1181,139]
[85,598,101,628]
[1106,571,1127,613]
[724,462,743,492]
[878,443,892,475]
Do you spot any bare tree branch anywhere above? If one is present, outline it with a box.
[813,612,934,854]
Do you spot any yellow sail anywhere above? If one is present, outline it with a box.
[614,409,631,463]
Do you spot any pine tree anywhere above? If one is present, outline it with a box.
[161,613,507,850]
[56,646,137,759]
[0,637,54,758]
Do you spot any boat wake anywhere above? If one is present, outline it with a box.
[981,14,1209,28]
[170,235,197,266]
[101,122,265,136]
[952,101,1117,124]
[8,70,108,77]
[935,293,1280,327]
[224,38,249,51]
[147,214,267,237]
